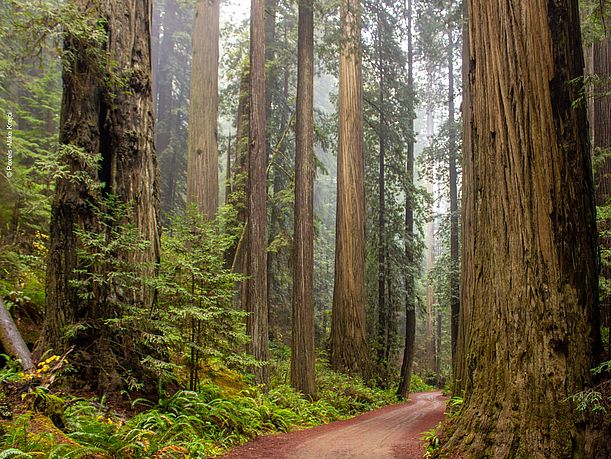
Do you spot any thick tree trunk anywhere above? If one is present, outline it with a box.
[397,0,415,400]
[331,0,369,377]
[0,298,34,371]
[39,0,160,393]
[187,0,220,218]
[446,1,607,456]
[290,0,316,398]
[247,0,269,386]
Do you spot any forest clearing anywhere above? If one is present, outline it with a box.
[0,0,610,458]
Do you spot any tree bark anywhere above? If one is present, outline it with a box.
[446,0,607,456]
[39,0,160,393]
[247,0,269,386]
[187,0,220,219]
[331,0,369,377]
[290,0,316,397]
[398,0,415,399]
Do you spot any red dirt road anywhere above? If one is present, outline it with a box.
[221,391,447,459]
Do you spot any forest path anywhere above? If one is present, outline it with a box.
[221,391,447,459]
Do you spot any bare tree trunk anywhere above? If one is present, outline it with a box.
[446,1,607,456]
[225,134,232,205]
[187,0,220,218]
[376,11,388,368]
[331,0,369,377]
[0,298,33,371]
[397,0,415,399]
[453,3,470,394]
[589,38,611,358]
[227,66,250,272]
[447,19,459,372]
[290,0,316,397]
[155,0,178,154]
[39,0,160,393]
[247,0,269,386]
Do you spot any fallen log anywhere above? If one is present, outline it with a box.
[0,297,34,371]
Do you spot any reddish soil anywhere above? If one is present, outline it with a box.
[221,391,447,459]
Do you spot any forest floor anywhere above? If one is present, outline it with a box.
[221,391,446,459]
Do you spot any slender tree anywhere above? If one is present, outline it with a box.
[376,8,388,367]
[39,0,160,392]
[290,0,316,397]
[247,0,269,386]
[453,1,470,393]
[187,0,220,218]
[446,0,607,456]
[397,0,415,399]
[446,4,459,369]
[331,0,369,376]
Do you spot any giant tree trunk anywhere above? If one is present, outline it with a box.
[445,1,606,456]
[39,0,160,393]
[397,0,415,400]
[290,0,316,397]
[247,0,269,386]
[187,0,220,218]
[330,0,368,377]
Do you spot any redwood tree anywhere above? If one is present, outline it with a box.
[446,0,607,456]
[247,0,269,386]
[39,0,160,392]
[187,0,220,218]
[330,0,369,376]
[397,0,415,399]
[290,0,316,397]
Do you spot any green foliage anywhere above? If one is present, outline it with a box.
[568,360,611,423]
[0,351,407,458]
[579,0,611,45]
[410,373,435,393]
[157,205,250,389]
[422,422,442,459]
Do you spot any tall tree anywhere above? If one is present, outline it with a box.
[39,0,160,392]
[587,37,611,356]
[446,0,607,456]
[446,2,459,369]
[453,0,470,392]
[290,0,316,397]
[247,0,269,386]
[331,0,369,376]
[375,8,388,368]
[397,0,415,399]
[187,0,220,218]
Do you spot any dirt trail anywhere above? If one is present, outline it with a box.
[222,391,446,459]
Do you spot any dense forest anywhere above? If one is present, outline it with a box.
[0,0,609,457]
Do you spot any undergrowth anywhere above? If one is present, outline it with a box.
[0,356,431,458]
